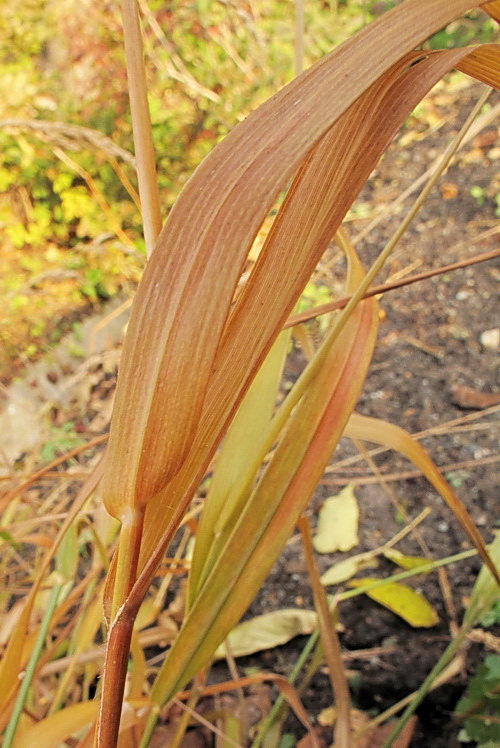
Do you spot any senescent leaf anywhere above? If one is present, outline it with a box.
[313,485,359,554]
[348,578,440,628]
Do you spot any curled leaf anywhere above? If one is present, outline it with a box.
[313,485,359,554]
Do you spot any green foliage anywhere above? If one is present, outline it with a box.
[457,655,500,746]
[480,599,500,627]
[426,10,496,50]
[40,422,85,462]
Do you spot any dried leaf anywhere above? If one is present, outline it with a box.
[214,609,317,659]
[450,383,500,409]
[348,578,439,628]
[313,485,359,554]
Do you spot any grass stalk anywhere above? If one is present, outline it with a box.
[3,582,62,748]
[97,508,145,747]
[121,0,162,257]
[95,614,138,748]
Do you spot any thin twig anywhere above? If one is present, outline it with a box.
[285,245,500,328]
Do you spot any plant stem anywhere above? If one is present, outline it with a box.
[96,612,137,748]
[96,508,145,747]
[111,507,145,619]
[300,517,351,747]
[380,629,467,748]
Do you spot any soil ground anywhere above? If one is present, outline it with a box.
[0,79,498,746]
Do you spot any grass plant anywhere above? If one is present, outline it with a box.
[0,1,499,747]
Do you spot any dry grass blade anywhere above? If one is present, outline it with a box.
[0,462,104,726]
[456,43,500,84]
[121,0,161,257]
[346,414,500,585]
[482,0,500,22]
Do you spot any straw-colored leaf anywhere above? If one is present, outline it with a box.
[96,2,500,740]
[100,39,499,732]
[313,485,359,554]
[348,578,439,628]
[12,698,147,748]
[213,609,317,660]
[456,43,500,86]
[482,0,500,23]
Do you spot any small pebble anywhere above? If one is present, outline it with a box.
[437,521,449,533]
[480,328,500,351]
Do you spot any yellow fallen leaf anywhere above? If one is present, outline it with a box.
[313,485,359,554]
[214,608,317,659]
[347,578,439,628]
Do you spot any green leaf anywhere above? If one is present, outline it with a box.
[313,484,359,554]
[347,578,439,627]
[456,655,500,745]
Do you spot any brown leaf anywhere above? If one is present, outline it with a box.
[362,716,418,748]
[450,383,500,409]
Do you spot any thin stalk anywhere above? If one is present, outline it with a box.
[337,548,477,603]
[96,613,138,748]
[380,630,468,748]
[3,582,62,748]
[122,0,162,257]
[295,0,304,76]
[139,706,160,748]
[285,245,500,328]
[250,631,319,748]
[300,517,351,747]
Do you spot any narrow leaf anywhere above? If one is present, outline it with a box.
[456,44,500,87]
